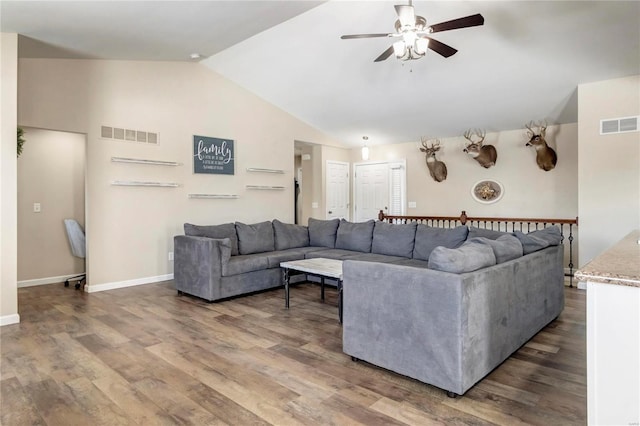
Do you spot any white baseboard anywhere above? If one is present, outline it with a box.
[18,273,86,288]
[0,314,20,326]
[86,274,174,293]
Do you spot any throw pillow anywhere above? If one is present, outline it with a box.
[184,222,239,256]
[272,219,309,250]
[467,226,509,240]
[467,235,523,264]
[427,241,497,273]
[235,221,275,255]
[371,221,417,258]
[512,226,562,255]
[412,225,469,261]
[308,218,340,248]
[335,219,375,253]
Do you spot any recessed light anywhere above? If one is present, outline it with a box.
[189,53,202,60]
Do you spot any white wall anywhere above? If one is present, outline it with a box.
[578,75,640,266]
[17,127,86,282]
[0,33,19,325]
[18,58,344,290]
[350,124,579,219]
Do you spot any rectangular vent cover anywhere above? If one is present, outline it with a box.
[600,116,639,135]
[101,125,159,145]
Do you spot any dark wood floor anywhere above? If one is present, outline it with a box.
[1,280,586,425]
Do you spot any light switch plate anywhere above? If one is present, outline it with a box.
[311,202,318,209]
[408,201,417,208]
[33,203,41,213]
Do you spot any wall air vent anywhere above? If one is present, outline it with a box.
[101,125,159,145]
[600,116,639,135]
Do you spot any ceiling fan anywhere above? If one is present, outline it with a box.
[340,2,484,62]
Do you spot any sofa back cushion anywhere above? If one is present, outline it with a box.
[335,219,375,253]
[235,221,275,255]
[273,219,309,250]
[467,235,523,264]
[468,226,509,240]
[412,225,469,261]
[371,221,417,258]
[184,222,239,256]
[308,218,340,248]
[512,226,562,254]
[427,241,497,273]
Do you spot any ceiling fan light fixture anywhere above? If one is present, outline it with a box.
[415,38,429,55]
[393,41,406,58]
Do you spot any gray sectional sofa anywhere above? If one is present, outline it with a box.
[174,217,564,396]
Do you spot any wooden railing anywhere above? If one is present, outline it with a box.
[379,210,579,287]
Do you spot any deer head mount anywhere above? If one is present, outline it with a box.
[525,121,557,171]
[463,129,497,168]
[419,137,447,182]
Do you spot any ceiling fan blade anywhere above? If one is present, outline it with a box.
[394,4,416,27]
[425,37,458,58]
[428,13,485,33]
[341,33,391,39]
[374,46,395,62]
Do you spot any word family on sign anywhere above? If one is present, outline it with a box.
[193,135,235,175]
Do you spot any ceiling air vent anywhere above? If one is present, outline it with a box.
[101,125,159,145]
[600,116,639,135]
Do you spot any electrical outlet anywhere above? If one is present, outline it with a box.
[311,202,318,209]
[168,252,174,261]
[33,203,41,213]
[408,201,417,209]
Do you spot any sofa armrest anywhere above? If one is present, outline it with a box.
[342,260,466,394]
[174,235,232,301]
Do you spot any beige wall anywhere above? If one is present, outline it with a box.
[349,124,579,219]
[578,75,640,266]
[18,58,343,290]
[1,33,19,324]
[17,127,86,282]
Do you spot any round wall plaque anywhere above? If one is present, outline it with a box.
[471,180,504,204]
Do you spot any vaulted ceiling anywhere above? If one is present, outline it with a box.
[2,1,639,147]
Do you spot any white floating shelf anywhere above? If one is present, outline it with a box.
[188,194,239,199]
[111,180,180,187]
[111,157,181,166]
[246,167,284,174]
[246,185,286,190]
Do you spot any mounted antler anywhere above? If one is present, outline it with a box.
[463,129,496,168]
[419,137,447,182]
[525,120,557,171]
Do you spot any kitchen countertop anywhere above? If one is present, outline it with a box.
[575,230,640,288]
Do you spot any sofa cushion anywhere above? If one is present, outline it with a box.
[371,221,417,258]
[308,218,340,248]
[222,253,270,277]
[467,226,508,240]
[467,235,523,264]
[390,258,430,269]
[273,219,309,250]
[512,226,562,255]
[412,225,469,261]
[348,252,406,264]
[235,221,275,255]
[305,249,363,260]
[427,241,497,273]
[184,222,239,256]
[335,219,375,253]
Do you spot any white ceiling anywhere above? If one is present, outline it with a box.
[2,1,639,147]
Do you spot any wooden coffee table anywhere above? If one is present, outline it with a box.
[280,258,343,322]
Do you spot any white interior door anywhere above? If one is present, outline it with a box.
[326,161,349,219]
[355,163,389,222]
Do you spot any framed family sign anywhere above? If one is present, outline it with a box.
[193,135,235,175]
